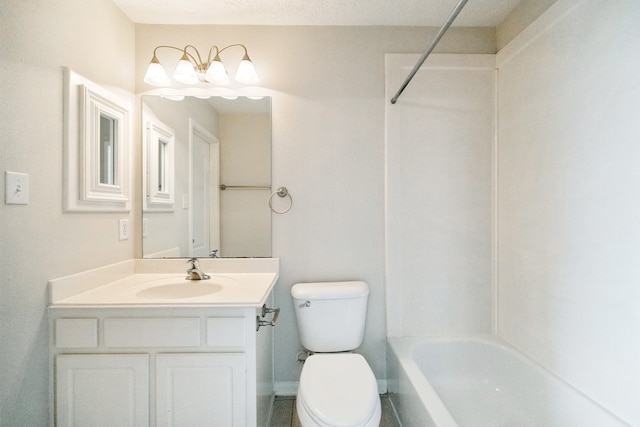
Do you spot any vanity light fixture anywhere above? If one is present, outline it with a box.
[144,44,259,87]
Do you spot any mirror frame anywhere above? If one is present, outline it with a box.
[63,68,132,212]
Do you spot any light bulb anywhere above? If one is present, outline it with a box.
[235,54,259,85]
[144,56,171,87]
[173,53,199,85]
[205,56,229,85]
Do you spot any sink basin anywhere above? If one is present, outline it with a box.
[130,276,236,300]
[136,282,223,299]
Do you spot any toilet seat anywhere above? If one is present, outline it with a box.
[298,353,380,427]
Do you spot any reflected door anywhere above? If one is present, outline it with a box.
[190,120,220,257]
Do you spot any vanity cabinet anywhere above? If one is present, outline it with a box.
[56,354,149,426]
[49,305,273,427]
[155,353,246,426]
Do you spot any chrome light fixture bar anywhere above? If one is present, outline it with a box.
[144,44,259,87]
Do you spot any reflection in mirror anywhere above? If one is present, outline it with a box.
[142,96,272,259]
[143,115,175,211]
[157,138,168,192]
[99,114,118,185]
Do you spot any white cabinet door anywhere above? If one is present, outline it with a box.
[156,353,246,427]
[56,354,149,427]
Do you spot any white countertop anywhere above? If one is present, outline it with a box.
[49,258,279,308]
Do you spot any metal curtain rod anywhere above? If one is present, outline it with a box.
[390,0,470,104]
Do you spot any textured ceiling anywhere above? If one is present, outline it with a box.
[112,0,522,27]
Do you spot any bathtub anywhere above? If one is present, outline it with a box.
[386,336,629,427]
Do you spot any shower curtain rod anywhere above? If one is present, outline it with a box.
[390,0,470,104]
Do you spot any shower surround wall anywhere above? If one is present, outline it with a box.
[496,0,640,424]
[386,0,640,425]
[385,54,496,338]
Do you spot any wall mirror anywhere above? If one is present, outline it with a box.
[142,95,272,258]
[63,68,132,212]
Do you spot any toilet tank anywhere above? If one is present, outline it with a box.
[291,281,369,352]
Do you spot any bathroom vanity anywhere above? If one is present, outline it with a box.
[48,258,279,427]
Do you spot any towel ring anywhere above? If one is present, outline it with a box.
[269,187,292,214]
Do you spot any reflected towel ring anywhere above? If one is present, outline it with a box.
[269,187,292,214]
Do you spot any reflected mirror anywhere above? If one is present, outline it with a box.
[99,114,118,185]
[142,95,271,258]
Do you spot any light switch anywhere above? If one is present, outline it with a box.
[5,171,29,205]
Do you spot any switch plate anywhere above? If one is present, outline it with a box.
[5,171,29,205]
[119,219,129,240]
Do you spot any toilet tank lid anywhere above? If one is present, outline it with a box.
[291,281,369,300]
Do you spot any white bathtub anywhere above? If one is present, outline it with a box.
[386,336,629,427]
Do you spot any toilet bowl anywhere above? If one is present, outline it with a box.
[297,354,381,427]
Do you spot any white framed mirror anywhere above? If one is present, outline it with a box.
[63,68,132,212]
[143,113,175,211]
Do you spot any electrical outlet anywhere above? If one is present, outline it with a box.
[142,218,148,238]
[119,219,129,240]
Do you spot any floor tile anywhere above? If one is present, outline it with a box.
[271,396,295,427]
[269,395,400,427]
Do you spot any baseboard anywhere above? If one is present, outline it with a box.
[274,381,298,396]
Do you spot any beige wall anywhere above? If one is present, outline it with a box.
[219,113,271,257]
[0,0,135,425]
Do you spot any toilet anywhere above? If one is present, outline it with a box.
[291,281,381,427]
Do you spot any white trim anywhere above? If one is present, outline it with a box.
[63,67,133,212]
[273,381,298,397]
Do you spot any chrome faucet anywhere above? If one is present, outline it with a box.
[186,258,210,280]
